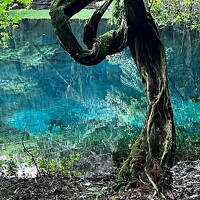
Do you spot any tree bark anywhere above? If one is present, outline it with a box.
[50,0,176,198]
[117,0,176,198]
[50,0,128,65]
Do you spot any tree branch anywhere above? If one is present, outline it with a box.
[50,0,128,66]
[84,0,114,49]
[22,126,40,177]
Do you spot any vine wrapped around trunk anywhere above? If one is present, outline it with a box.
[117,1,176,198]
[50,0,176,199]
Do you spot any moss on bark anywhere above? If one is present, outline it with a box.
[50,0,176,199]
[50,0,128,66]
[117,134,145,182]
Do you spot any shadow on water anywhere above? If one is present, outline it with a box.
[0,19,200,176]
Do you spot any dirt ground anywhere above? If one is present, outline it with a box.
[1,160,200,200]
[0,172,159,200]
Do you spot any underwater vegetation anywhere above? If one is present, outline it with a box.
[1,114,200,178]
[0,20,200,176]
[0,118,140,176]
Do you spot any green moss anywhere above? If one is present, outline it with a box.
[129,133,144,156]
[112,133,138,167]
[8,9,112,19]
[117,156,131,182]
[117,134,144,182]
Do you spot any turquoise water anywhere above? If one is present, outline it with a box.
[0,20,200,169]
[0,21,199,133]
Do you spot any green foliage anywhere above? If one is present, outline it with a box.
[24,150,80,177]
[87,186,108,197]
[8,9,50,19]
[58,153,80,176]
[111,0,124,25]
[38,158,57,174]
[8,9,112,20]
[0,159,5,174]
[111,0,200,30]
[150,0,200,30]
[0,159,18,176]
[6,159,18,176]
[0,0,32,47]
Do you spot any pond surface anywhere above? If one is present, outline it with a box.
[0,19,143,133]
[0,19,200,174]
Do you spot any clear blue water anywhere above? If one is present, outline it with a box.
[0,20,200,135]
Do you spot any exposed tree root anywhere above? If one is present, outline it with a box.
[144,166,166,200]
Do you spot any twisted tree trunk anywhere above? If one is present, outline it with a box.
[50,0,176,198]
[117,1,176,198]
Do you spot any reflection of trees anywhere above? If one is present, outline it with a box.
[0,42,68,68]
[105,89,147,127]
[107,51,143,94]
[161,28,200,99]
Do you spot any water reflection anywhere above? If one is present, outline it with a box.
[0,20,200,176]
[0,20,199,134]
